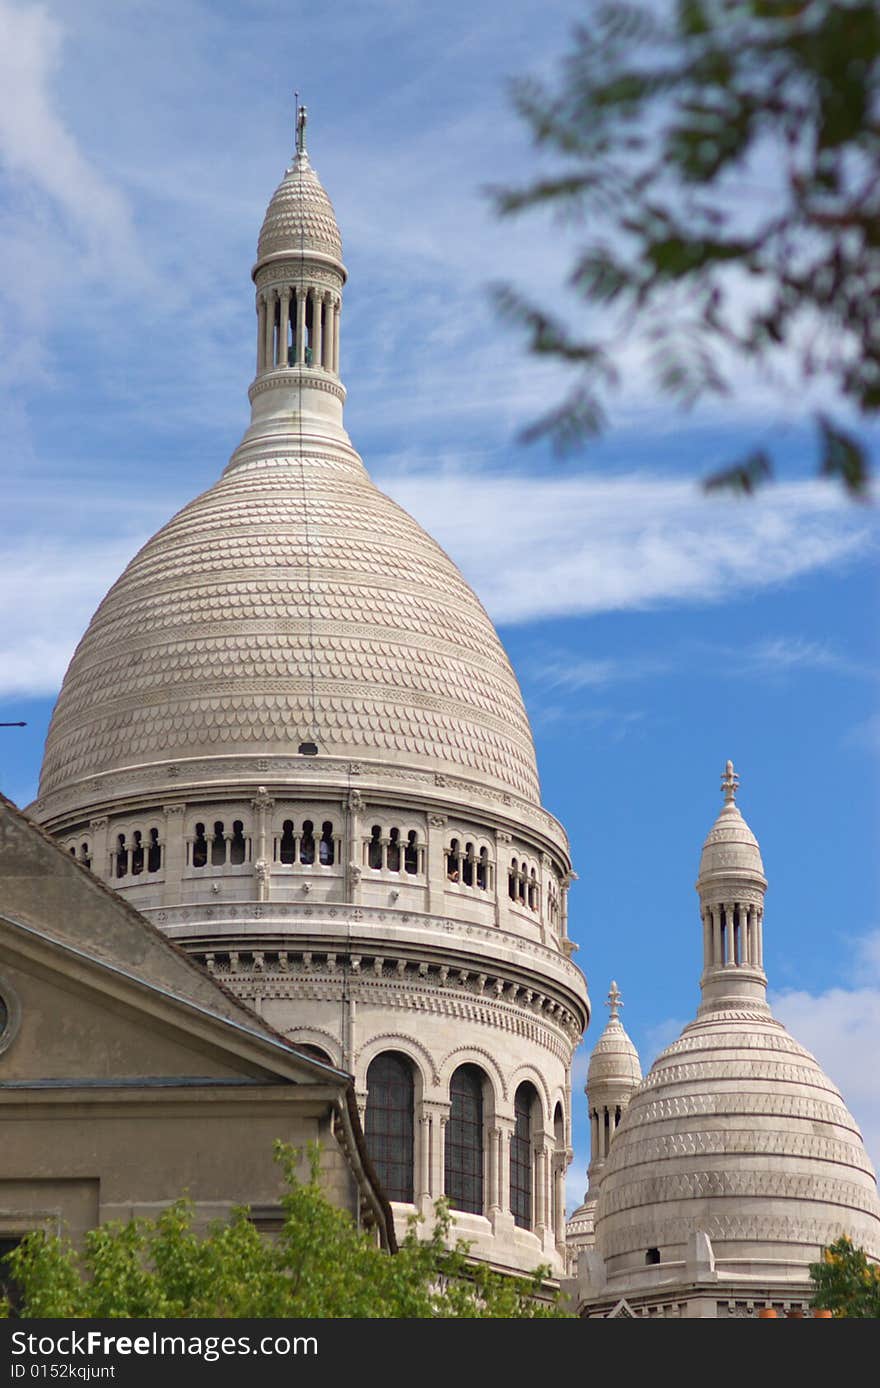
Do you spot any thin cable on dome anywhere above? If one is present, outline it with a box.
[293,96,320,757]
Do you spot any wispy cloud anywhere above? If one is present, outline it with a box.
[1,468,873,700]
[771,984,880,1177]
[534,655,669,692]
[381,472,876,625]
[742,636,871,679]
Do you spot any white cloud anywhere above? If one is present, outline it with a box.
[1,470,873,701]
[0,532,151,695]
[743,636,869,679]
[380,472,876,625]
[772,976,880,1177]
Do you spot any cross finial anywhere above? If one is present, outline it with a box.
[296,101,308,157]
[606,980,622,1019]
[721,759,739,804]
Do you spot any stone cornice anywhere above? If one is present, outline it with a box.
[33,757,572,861]
[155,902,588,1015]
[198,947,581,1060]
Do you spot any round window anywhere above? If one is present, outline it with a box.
[0,978,21,1057]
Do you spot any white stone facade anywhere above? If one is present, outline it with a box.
[569,764,880,1317]
[30,114,589,1277]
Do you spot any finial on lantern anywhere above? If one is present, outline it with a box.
[295,101,308,157]
[721,759,739,804]
[606,980,622,1019]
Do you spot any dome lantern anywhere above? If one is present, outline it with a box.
[696,760,769,1016]
[248,104,348,444]
[585,981,642,1190]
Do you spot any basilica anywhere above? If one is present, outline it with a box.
[1,111,878,1315]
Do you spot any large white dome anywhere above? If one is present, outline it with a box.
[595,1007,880,1276]
[38,444,540,804]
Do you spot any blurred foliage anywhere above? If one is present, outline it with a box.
[493,0,880,494]
[0,1143,567,1319]
[810,1235,880,1317]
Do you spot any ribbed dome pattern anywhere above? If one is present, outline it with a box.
[698,799,765,885]
[257,152,343,262]
[39,449,540,802]
[587,1014,642,1089]
[595,1009,880,1270]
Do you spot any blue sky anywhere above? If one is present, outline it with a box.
[0,0,878,1214]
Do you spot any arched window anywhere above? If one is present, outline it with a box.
[300,820,315,865]
[528,868,538,910]
[211,821,226,866]
[131,830,144,876]
[477,846,488,890]
[387,827,400,872]
[69,846,76,857]
[229,820,246,865]
[404,830,418,874]
[508,858,518,901]
[115,834,128,879]
[192,823,208,868]
[462,843,474,887]
[511,1082,538,1230]
[646,1247,661,1265]
[552,1102,565,1240]
[279,820,296,865]
[368,826,383,869]
[320,821,334,865]
[294,1042,333,1065]
[365,1052,415,1203]
[445,1065,485,1215]
[446,839,460,883]
[146,828,160,873]
[80,842,91,870]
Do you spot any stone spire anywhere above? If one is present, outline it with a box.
[696,760,769,1016]
[245,104,348,449]
[566,981,641,1260]
[585,981,641,1192]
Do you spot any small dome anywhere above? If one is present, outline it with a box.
[594,1009,880,1278]
[697,760,765,889]
[257,151,343,263]
[587,1018,642,1091]
[587,982,642,1092]
[566,1195,596,1255]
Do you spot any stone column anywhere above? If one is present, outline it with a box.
[711,905,722,967]
[252,789,274,903]
[312,290,323,367]
[161,805,185,907]
[278,288,291,367]
[756,908,764,968]
[296,289,307,365]
[418,1113,431,1210]
[539,854,552,944]
[426,814,447,914]
[256,295,267,372]
[343,994,356,1074]
[488,1128,501,1215]
[263,290,275,369]
[345,789,363,905]
[332,298,340,373]
[494,830,511,927]
[423,1103,449,1201]
[87,817,109,884]
[553,1155,566,1246]
[499,1128,510,1214]
[534,1143,547,1237]
[702,909,711,971]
